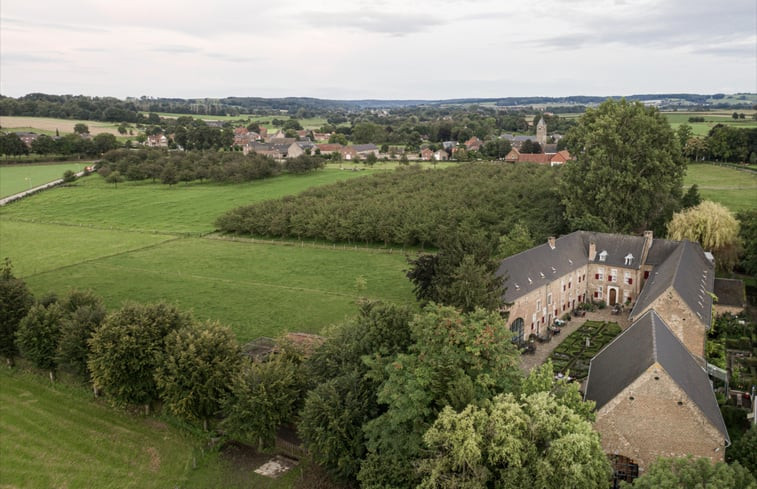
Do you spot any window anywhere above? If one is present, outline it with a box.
[644,270,650,279]
[547,293,552,305]
[597,267,605,281]
[561,280,565,291]
[624,253,634,266]
[599,250,608,262]
[536,299,541,312]
[609,269,617,282]
[624,271,632,285]
[595,287,603,300]
[568,281,572,289]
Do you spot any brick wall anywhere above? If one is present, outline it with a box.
[594,363,726,472]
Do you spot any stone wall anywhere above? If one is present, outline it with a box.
[634,289,707,360]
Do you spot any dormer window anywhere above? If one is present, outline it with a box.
[624,253,634,266]
[599,250,608,262]
[514,283,520,290]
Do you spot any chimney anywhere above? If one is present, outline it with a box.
[641,230,654,265]
[548,236,556,250]
[589,241,597,261]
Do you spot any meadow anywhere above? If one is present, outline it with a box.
[150,112,331,130]
[0,162,89,197]
[683,163,757,212]
[0,368,302,489]
[0,116,125,136]
[663,111,757,136]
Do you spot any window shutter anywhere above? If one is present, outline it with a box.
[595,273,599,279]
[594,291,598,298]
[629,278,633,285]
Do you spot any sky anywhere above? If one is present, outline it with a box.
[1,0,755,100]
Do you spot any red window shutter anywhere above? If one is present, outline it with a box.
[594,291,598,298]
[644,271,650,279]
[629,278,633,285]
[569,282,571,288]
[554,309,558,316]
[595,273,599,279]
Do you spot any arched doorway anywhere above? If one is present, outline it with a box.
[608,287,618,306]
[510,317,524,344]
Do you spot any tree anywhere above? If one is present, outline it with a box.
[737,209,757,276]
[160,163,178,186]
[497,221,535,258]
[680,184,701,209]
[31,134,58,154]
[359,305,521,488]
[677,123,694,157]
[88,302,192,410]
[0,133,29,156]
[418,391,611,489]
[727,424,757,476]
[299,301,415,482]
[667,201,741,272]
[56,289,106,379]
[0,259,34,366]
[15,303,64,381]
[62,170,76,183]
[560,99,685,234]
[105,170,123,188]
[222,353,303,449]
[93,133,119,154]
[73,123,89,134]
[156,321,241,430]
[625,456,756,489]
[365,152,378,166]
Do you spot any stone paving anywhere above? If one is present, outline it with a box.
[519,307,632,373]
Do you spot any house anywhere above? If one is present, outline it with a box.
[13,132,39,147]
[497,230,714,360]
[504,148,571,166]
[420,148,434,161]
[243,142,285,158]
[585,310,729,476]
[433,149,449,161]
[286,140,315,158]
[146,134,168,147]
[464,136,483,151]
[340,144,379,160]
[316,143,342,155]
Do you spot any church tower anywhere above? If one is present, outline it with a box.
[536,117,547,148]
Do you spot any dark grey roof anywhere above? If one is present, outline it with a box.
[543,144,558,154]
[353,144,378,152]
[585,310,729,443]
[497,231,587,303]
[631,241,714,328]
[584,232,646,269]
[645,238,680,265]
[714,278,746,308]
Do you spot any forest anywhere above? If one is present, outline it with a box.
[215,163,566,247]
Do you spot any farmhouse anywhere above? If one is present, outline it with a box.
[504,148,571,165]
[498,230,729,480]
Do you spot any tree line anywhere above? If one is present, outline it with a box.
[216,163,567,248]
[0,132,120,158]
[97,148,324,185]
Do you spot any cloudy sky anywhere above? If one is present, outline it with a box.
[1,0,755,100]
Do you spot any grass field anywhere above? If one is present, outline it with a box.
[0,162,89,197]
[0,116,125,136]
[663,111,757,136]
[683,163,757,212]
[1,170,376,234]
[150,112,331,130]
[0,367,302,489]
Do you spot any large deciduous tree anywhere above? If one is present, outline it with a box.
[88,302,192,410]
[560,99,685,234]
[56,289,106,379]
[156,321,241,430]
[16,303,64,380]
[358,305,521,488]
[624,456,756,489]
[418,391,611,489]
[737,209,757,277]
[0,259,34,366]
[667,200,741,272]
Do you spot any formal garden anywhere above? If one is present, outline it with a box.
[549,320,623,380]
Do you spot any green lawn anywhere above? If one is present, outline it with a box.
[150,112,331,130]
[0,367,302,489]
[0,162,89,197]
[683,163,757,212]
[664,111,757,136]
[19,235,413,342]
[549,321,622,380]
[1,170,375,235]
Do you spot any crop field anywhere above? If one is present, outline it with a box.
[0,116,125,136]
[0,368,301,489]
[150,112,331,130]
[0,162,89,197]
[1,170,376,234]
[683,163,757,212]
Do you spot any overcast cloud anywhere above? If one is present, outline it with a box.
[1,0,754,99]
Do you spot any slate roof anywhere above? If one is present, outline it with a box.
[583,232,647,269]
[497,231,587,303]
[713,278,746,308]
[630,241,714,328]
[644,238,680,265]
[352,144,378,152]
[584,310,729,443]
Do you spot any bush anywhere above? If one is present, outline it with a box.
[62,170,76,183]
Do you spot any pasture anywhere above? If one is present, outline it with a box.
[663,111,757,136]
[1,170,376,234]
[0,162,89,197]
[0,368,301,489]
[150,112,331,130]
[683,163,757,212]
[0,116,125,136]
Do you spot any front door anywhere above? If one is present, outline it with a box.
[609,288,617,306]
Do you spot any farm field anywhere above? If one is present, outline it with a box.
[0,116,125,136]
[0,368,301,489]
[663,111,757,136]
[20,234,414,342]
[0,162,89,197]
[0,170,376,235]
[150,112,331,130]
[683,163,757,212]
